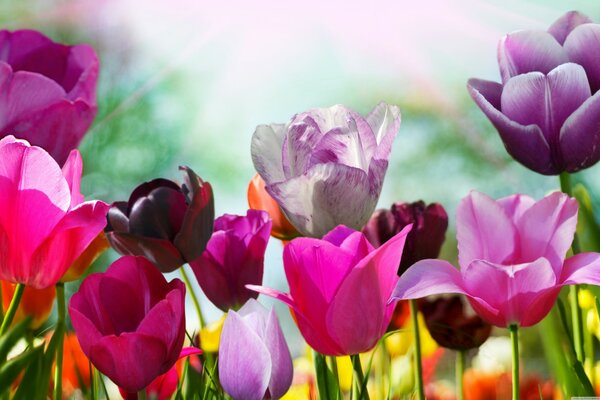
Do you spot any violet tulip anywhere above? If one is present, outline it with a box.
[105,166,214,273]
[190,210,271,312]
[468,11,600,175]
[251,102,401,237]
[0,29,98,165]
[69,256,186,392]
[0,135,108,288]
[219,299,293,400]
[392,191,600,327]
[362,201,448,274]
[250,224,410,355]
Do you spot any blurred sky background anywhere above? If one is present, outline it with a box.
[3,0,600,359]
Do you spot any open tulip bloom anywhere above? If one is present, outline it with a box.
[392,191,600,328]
[251,102,401,238]
[468,11,600,175]
[249,224,410,356]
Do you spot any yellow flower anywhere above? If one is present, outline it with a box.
[385,311,437,358]
[200,315,226,352]
[579,289,596,310]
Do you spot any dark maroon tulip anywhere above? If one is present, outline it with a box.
[105,166,214,272]
[0,30,98,165]
[362,201,448,274]
[468,11,600,175]
[69,256,186,392]
[420,295,491,350]
[190,210,271,312]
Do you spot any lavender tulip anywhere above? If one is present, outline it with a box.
[190,210,271,312]
[251,102,401,237]
[219,299,293,400]
[468,11,600,174]
[0,30,98,165]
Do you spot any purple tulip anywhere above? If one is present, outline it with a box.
[105,166,215,273]
[0,29,98,165]
[219,299,293,400]
[190,210,271,312]
[362,201,448,274]
[251,102,401,237]
[468,11,600,175]
[69,256,186,392]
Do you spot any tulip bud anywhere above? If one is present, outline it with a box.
[420,295,491,350]
[105,166,214,273]
[219,299,293,400]
[1,282,55,329]
[247,174,299,240]
[362,201,448,274]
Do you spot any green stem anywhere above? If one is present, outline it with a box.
[560,172,585,362]
[137,389,147,400]
[409,299,424,400]
[510,324,520,400]
[456,350,465,400]
[89,361,96,400]
[328,356,341,398]
[180,266,205,329]
[351,354,370,400]
[0,283,25,335]
[53,282,66,400]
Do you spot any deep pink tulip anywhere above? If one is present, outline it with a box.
[219,299,293,400]
[190,210,271,311]
[392,191,600,327]
[69,256,186,392]
[0,30,98,165]
[249,224,411,356]
[0,135,108,289]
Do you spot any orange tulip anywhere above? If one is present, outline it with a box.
[464,369,556,400]
[1,282,55,329]
[247,174,300,240]
[58,332,91,398]
[61,232,110,282]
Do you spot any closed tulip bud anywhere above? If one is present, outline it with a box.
[105,166,214,273]
[251,102,401,238]
[1,282,55,329]
[247,174,299,240]
[362,201,448,275]
[191,210,271,312]
[0,30,98,165]
[69,256,186,392]
[219,299,293,400]
[420,295,491,350]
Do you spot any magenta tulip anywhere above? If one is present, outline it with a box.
[69,256,186,392]
[190,210,271,312]
[392,191,600,327]
[219,299,293,400]
[0,135,108,289]
[0,29,98,165]
[249,224,410,356]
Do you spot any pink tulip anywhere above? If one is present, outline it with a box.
[249,224,410,356]
[69,256,186,392]
[392,191,600,327]
[0,29,98,165]
[0,135,108,288]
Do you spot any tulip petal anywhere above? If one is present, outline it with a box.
[467,78,554,174]
[106,232,184,273]
[61,149,84,207]
[128,187,188,241]
[309,123,369,171]
[265,308,293,398]
[391,259,467,301]
[284,115,325,177]
[456,191,517,268]
[462,258,558,327]
[516,192,578,274]
[251,123,287,185]
[268,163,374,237]
[564,23,600,93]
[548,11,592,45]
[366,102,401,161]
[560,90,600,172]
[219,311,271,400]
[496,194,535,224]
[501,64,590,148]
[560,253,600,286]
[497,30,568,83]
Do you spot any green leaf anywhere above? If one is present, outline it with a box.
[0,317,31,362]
[0,344,43,396]
[573,184,600,252]
[314,352,341,400]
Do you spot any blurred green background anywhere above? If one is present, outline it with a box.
[3,0,600,377]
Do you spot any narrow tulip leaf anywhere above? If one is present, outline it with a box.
[12,346,44,400]
[556,298,576,355]
[0,317,31,362]
[0,344,43,397]
[573,184,600,252]
[314,352,341,400]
